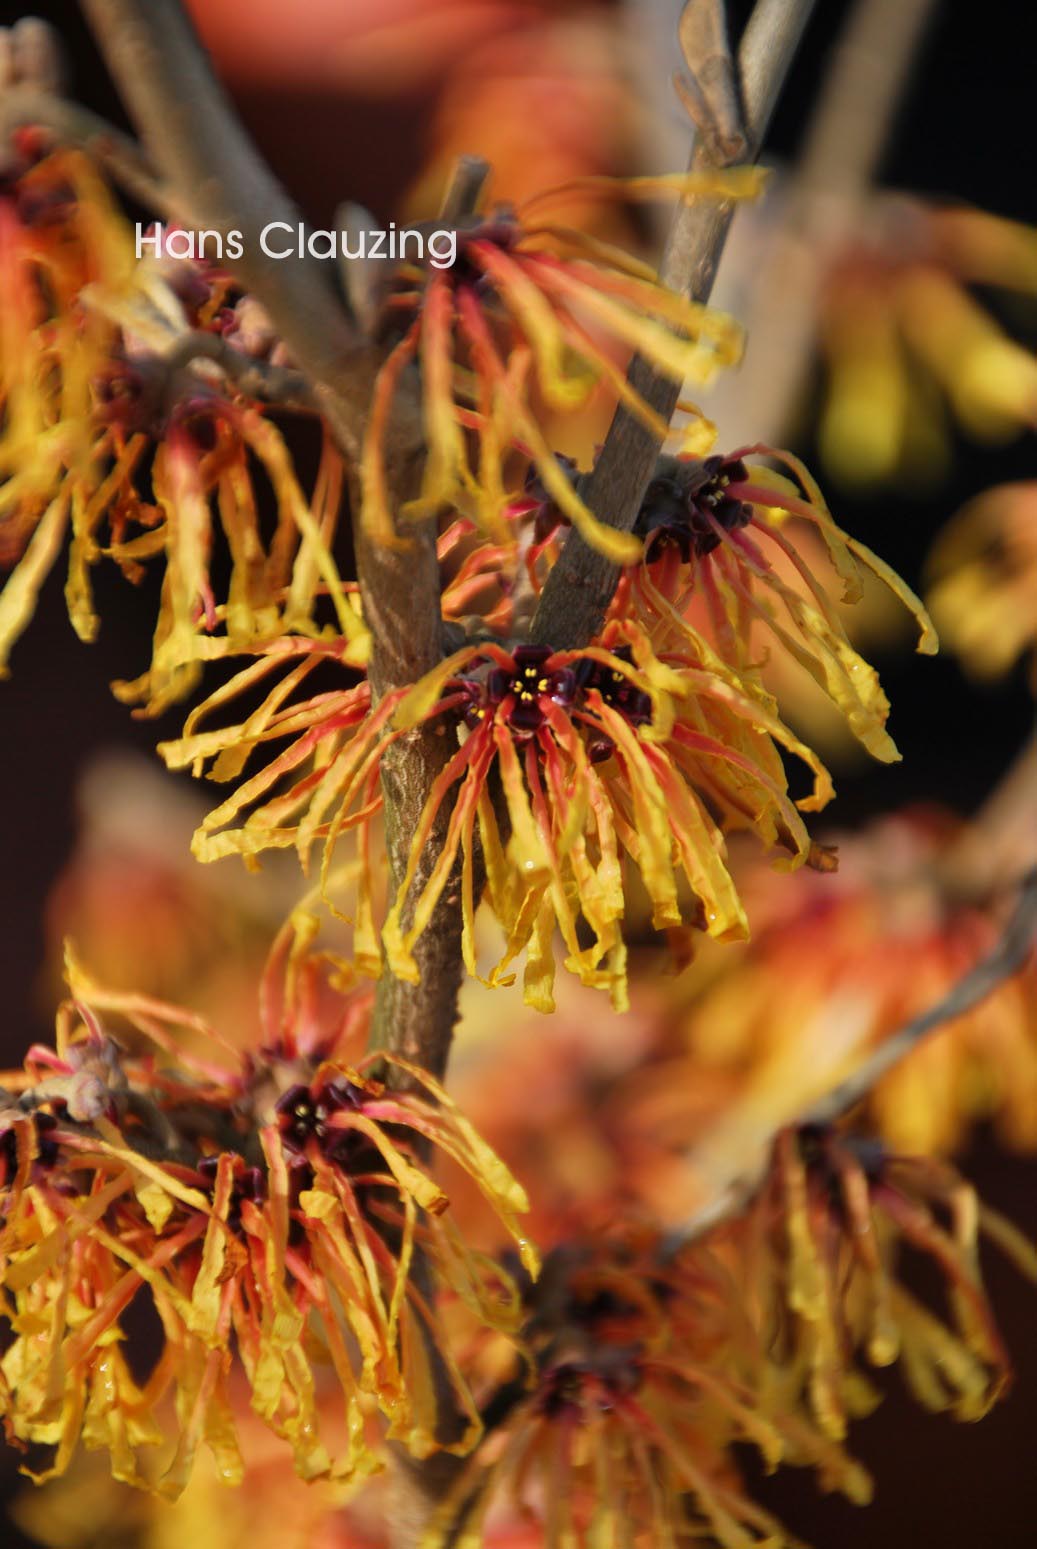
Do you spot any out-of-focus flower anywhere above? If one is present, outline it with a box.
[12,1407,543,1549]
[0,946,537,1495]
[0,144,360,711]
[425,1230,868,1549]
[926,480,1037,682]
[646,811,1037,1158]
[818,196,1037,488]
[447,967,671,1244]
[404,14,638,238]
[186,0,532,97]
[361,168,763,557]
[738,1126,1037,1440]
[11,1380,359,1549]
[42,753,301,1041]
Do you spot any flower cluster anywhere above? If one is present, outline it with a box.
[159,441,933,1011]
[0,143,361,712]
[7,42,1029,1549]
[0,949,537,1494]
[649,810,1037,1156]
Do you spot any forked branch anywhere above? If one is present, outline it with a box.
[530,0,818,650]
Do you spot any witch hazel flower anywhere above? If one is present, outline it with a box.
[425,1230,869,1549]
[624,443,938,763]
[379,618,833,1011]
[0,148,360,712]
[360,167,764,558]
[159,592,840,1011]
[0,947,537,1495]
[741,1125,1037,1441]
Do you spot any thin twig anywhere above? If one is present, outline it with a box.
[358,159,496,1088]
[530,0,817,650]
[663,868,1037,1253]
[675,0,748,162]
[710,0,938,446]
[438,154,491,225]
[79,2,474,1093]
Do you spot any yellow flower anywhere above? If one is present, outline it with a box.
[625,444,937,762]
[818,197,1037,488]
[926,480,1037,681]
[0,146,360,712]
[161,616,836,1011]
[1,949,537,1495]
[361,168,765,558]
[425,1230,867,1549]
[741,1126,1037,1441]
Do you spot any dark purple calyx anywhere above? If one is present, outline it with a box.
[197,1152,266,1231]
[574,646,652,762]
[448,208,521,291]
[1,1109,59,1182]
[795,1124,888,1221]
[274,1076,366,1166]
[636,454,753,560]
[538,1349,642,1419]
[512,454,579,544]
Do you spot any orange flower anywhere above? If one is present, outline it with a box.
[738,1126,1037,1441]
[162,612,836,1011]
[426,1230,867,1549]
[655,811,1037,1157]
[13,1409,546,1549]
[1,948,537,1495]
[621,443,937,762]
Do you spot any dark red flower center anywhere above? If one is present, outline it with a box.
[274,1077,365,1166]
[462,644,577,735]
[459,643,652,757]
[637,454,753,560]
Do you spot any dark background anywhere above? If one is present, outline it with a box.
[1,0,1035,1544]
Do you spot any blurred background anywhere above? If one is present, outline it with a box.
[1,0,1035,1544]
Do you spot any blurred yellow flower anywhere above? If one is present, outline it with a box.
[818,198,1037,488]
[651,811,1037,1158]
[927,479,1037,682]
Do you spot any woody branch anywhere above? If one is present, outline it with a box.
[79,0,463,1086]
